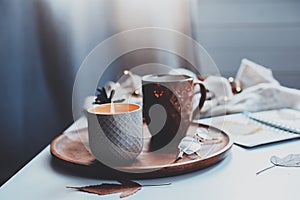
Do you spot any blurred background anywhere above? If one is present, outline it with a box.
[1,0,300,185]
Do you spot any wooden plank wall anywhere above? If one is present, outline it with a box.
[190,0,300,89]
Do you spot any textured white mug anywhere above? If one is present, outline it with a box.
[86,103,143,167]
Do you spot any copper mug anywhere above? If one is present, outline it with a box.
[142,74,206,151]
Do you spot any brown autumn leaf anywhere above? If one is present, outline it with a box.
[67,180,141,198]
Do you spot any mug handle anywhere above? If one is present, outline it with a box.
[192,81,207,119]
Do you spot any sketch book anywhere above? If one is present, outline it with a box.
[199,109,300,147]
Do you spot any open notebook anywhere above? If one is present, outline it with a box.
[199,109,300,147]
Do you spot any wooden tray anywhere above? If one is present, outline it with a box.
[50,123,232,178]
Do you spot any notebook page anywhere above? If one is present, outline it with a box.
[199,109,300,147]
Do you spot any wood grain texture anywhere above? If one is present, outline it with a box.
[50,123,232,178]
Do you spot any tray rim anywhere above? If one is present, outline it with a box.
[50,122,233,176]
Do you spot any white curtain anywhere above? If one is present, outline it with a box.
[45,0,202,118]
[1,0,205,184]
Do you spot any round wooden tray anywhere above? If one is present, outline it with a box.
[50,123,232,178]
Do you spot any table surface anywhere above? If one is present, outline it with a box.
[1,114,300,200]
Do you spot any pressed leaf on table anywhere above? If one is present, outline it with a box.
[67,180,170,198]
[270,154,300,167]
[256,154,300,175]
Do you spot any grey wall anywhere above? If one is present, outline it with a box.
[191,0,300,89]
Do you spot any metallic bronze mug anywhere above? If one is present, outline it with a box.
[142,74,206,151]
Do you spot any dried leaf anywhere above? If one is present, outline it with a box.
[119,187,140,198]
[270,154,300,167]
[175,136,202,162]
[179,136,202,155]
[118,180,142,198]
[256,154,300,175]
[67,180,141,198]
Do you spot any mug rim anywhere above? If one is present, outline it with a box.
[142,74,193,83]
[87,103,142,115]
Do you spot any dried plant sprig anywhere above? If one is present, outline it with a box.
[94,87,115,104]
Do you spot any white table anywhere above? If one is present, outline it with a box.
[1,116,300,200]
